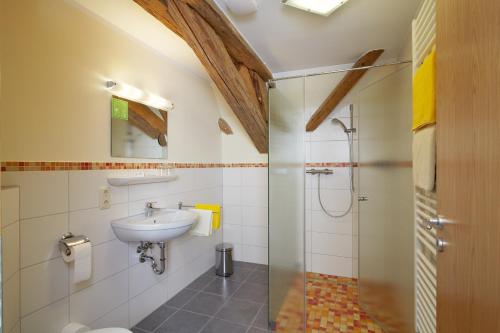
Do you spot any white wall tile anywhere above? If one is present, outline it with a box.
[311,211,352,235]
[20,298,69,333]
[241,168,267,187]
[231,243,243,262]
[69,203,128,246]
[241,187,267,207]
[129,262,164,298]
[310,117,357,142]
[2,221,20,281]
[242,226,268,247]
[2,171,68,219]
[305,252,312,272]
[70,270,128,325]
[223,224,242,245]
[242,245,267,265]
[311,189,351,213]
[242,206,268,227]
[352,259,359,278]
[2,187,20,227]
[69,170,128,211]
[305,210,312,232]
[129,283,167,327]
[222,206,242,225]
[222,168,241,187]
[311,232,352,258]
[20,213,68,268]
[309,141,350,163]
[163,265,190,301]
[91,302,129,330]
[306,232,312,253]
[308,168,352,190]
[3,271,20,333]
[71,240,129,293]
[222,187,241,206]
[4,167,226,331]
[129,182,170,202]
[21,258,69,316]
[311,254,352,277]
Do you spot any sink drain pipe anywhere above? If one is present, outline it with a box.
[138,242,166,275]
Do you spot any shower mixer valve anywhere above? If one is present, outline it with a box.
[306,168,333,175]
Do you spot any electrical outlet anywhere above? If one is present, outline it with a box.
[99,186,111,209]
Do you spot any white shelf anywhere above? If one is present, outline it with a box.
[107,175,178,186]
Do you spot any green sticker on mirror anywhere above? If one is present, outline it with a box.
[112,97,128,120]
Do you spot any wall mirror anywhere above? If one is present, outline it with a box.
[111,96,168,159]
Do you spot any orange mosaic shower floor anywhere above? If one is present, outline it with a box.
[305,273,383,333]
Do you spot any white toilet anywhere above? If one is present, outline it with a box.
[62,323,132,333]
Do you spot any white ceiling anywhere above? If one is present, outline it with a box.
[215,0,421,73]
[74,0,420,77]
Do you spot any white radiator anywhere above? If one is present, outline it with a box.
[412,0,437,332]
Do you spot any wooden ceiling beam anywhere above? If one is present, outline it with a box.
[167,0,268,152]
[134,0,270,153]
[179,0,272,81]
[306,49,385,132]
[133,0,181,37]
[238,64,268,124]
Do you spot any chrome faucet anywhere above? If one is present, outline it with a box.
[145,202,160,217]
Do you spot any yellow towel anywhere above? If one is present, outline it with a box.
[413,47,436,130]
[195,204,221,230]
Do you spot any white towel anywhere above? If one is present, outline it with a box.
[189,208,213,237]
[412,125,436,191]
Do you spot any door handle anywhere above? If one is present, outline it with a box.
[436,238,446,252]
[426,216,450,230]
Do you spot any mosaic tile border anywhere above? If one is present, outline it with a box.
[0,161,361,172]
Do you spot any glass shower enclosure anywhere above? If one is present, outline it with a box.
[267,62,415,333]
[268,77,306,333]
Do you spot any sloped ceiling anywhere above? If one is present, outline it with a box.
[215,0,420,73]
[72,0,208,78]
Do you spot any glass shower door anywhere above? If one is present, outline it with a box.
[268,77,306,333]
[357,64,415,333]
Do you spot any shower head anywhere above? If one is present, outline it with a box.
[331,118,349,133]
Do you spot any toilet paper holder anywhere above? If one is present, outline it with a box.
[59,232,90,256]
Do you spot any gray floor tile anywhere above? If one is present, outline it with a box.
[201,267,216,278]
[183,292,226,316]
[253,305,269,329]
[186,274,216,291]
[135,305,177,332]
[165,288,198,308]
[255,264,269,272]
[203,278,241,298]
[233,282,268,303]
[233,261,259,270]
[247,270,268,285]
[155,310,210,333]
[215,299,261,326]
[220,267,253,282]
[200,318,248,333]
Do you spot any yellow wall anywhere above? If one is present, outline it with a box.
[0,0,222,163]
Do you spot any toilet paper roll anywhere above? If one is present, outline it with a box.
[62,242,92,283]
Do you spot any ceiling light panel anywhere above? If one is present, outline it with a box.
[282,0,350,16]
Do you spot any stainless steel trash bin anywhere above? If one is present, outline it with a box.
[215,243,233,277]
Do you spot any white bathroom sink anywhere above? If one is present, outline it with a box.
[111,209,197,242]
